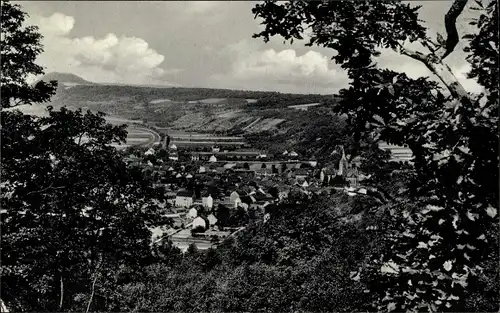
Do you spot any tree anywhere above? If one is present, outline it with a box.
[268,186,279,199]
[216,204,231,229]
[322,175,329,187]
[281,163,287,174]
[1,2,170,311]
[252,0,498,311]
[1,1,57,109]
[271,164,278,174]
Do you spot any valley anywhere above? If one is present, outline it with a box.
[37,73,412,161]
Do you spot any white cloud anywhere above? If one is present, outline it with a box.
[38,12,75,36]
[210,40,348,94]
[185,1,223,14]
[29,12,175,85]
[451,63,484,94]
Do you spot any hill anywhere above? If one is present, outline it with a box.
[44,82,346,158]
[39,72,94,85]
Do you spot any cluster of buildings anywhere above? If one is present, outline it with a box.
[126,139,367,252]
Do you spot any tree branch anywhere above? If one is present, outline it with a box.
[436,0,469,60]
[25,184,66,195]
[397,45,427,62]
[58,276,64,311]
[396,41,470,103]
[86,255,103,313]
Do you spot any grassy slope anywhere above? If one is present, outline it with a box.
[48,84,341,136]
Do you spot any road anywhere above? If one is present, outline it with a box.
[129,126,161,147]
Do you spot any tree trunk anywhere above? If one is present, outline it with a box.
[425,56,469,100]
[0,299,9,313]
[86,254,103,313]
[58,275,64,311]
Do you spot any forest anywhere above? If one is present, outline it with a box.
[1,0,498,312]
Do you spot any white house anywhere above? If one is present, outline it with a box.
[192,216,206,229]
[186,173,193,179]
[289,151,298,157]
[207,213,218,226]
[170,143,177,150]
[229,191,241,206]
[175,189,194,207]
[188,207,198,218]
[204,195,213,209]
[209,155,217,163]
[145,148,155,156]
[199,166,206,173]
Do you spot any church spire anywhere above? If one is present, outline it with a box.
[337,145,349,176]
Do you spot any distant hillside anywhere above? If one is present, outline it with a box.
[39,72,94,87]
[46,82,341,138]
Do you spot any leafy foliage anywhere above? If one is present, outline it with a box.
[1,2,169,311]
[253,0,499,311]
[1,1,57,108]
[110,194,388,312]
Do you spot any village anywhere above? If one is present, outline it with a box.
[123,133,373,252]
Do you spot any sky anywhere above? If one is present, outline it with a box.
[17,1,484,95]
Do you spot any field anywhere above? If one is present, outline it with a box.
[11,104,159,149]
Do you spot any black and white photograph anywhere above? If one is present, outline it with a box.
[1,0,498,312]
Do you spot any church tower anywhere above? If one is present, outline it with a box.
[337,145,349,176]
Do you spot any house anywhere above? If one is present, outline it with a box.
[253,191,273,203]
[188,207,198,218]
[169,153,179,161]
[207,213,218,226]
[145,148,155,156]
[202,194,214,209]
[176,189,195,207]
[228,191,244,208]
[170,143,177,150]
[192,216,207,230]
[186,173,193,179]
[288,151,299,158]
[192,154,200,161]
[346,167,359,187]
[209,155,217,163]
[240,195,256,206]
[294,168,309,180]
[255,168,274,176]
